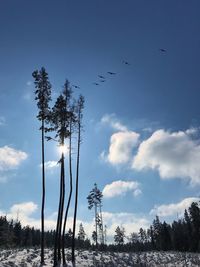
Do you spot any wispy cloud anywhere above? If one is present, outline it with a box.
[150,197,200,217]
[0,146,28,171]
[0,116,6,126]
[100,113,128,132]
[103,180,141,198]
[40,160,59,170]
[23,81,33,101]
[26,81,32,86]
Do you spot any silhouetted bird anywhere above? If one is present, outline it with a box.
[107,72,116,75]
[93,82,99,85]
[98,75,105,79]
[100,80,106,83]
[123,60,131,65]
[159,48,167,53]
[72,85,80,89]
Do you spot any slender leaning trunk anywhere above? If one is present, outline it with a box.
[95,203,98,247]
[41,120,45,265]
[99,204,104,245]
[62,122,73,265]
[58,152,65,262]
[53,152,64,267]
[72,122,81,266]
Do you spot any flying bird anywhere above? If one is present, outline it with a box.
[123,60,131,65]
[93,82,99,86]
[98,75,105,79]
[100,80,106,83]
[107,71,116,75]
[159,48,167,53]
[72,85,80,89]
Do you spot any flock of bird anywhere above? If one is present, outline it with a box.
[71,48,167,90]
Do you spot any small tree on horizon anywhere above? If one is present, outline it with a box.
[87,183,103,247]
[114,226,125,247]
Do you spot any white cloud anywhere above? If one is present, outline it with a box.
[150,197,200,217]
[106,131,140,165]
[0,146,28,171]
[132,129,200,184]
[100,114,140,166]
[103,180,141,198]
[101,114,128,132]
[10,202,38,217]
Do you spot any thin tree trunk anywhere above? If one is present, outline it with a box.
[99,204,104,245]
[53,152,64,267]
[58,152,65,263]
[62,122,73,265]
[41,119,45,265]
[72,121,81,266]
[95,203,98,247]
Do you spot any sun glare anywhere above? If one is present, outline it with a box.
[59,145,67,154]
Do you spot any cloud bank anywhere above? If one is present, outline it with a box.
[0,201,149,242]
[150,197,200,217]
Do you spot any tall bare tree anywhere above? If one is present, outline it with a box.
[32,67,51,266]
[71,95,84,266]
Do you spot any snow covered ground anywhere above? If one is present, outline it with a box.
[0,248,200,266]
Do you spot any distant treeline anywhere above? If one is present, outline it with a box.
[0,219,90,249]
[0,201,200,253]
[112,201,200,253]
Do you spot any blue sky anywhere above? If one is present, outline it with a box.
[1,0,200,240]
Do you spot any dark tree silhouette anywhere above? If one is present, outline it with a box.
[71,95,84,267]
[32,67,51,266]
[77,223,86,248]
[114,226,125,246]
[50,86,71,267]
[61,82,76,265]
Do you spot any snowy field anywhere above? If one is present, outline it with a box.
[0,248,200,266]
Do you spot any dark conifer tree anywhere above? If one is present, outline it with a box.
[13,221,22,246]
[77,223,86,248]
[189,202,200,251]
[87,183,103,247]
[114,226,125,247]
[184,209,192,250]
[32,67,51,265]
